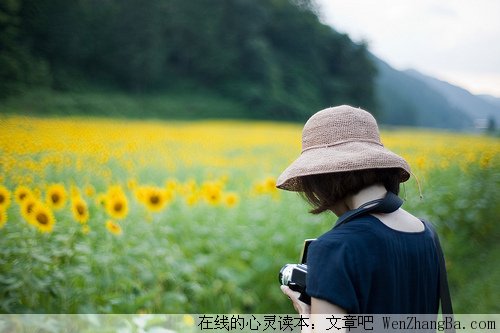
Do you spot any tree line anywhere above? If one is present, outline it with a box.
[0,0,377,120]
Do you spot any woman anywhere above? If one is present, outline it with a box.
[276,105,441,316]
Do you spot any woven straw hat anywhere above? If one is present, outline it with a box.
[276,105,411,191]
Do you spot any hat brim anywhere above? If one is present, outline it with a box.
[276,141,411,192]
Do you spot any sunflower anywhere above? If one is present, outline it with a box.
[182,315,195,327]
[127,178,137,190]
[253,183,265,195]
[181,179,198,197]
[95,193,107,207]
[102,185,128,219]
[185,193,199,206]
[106,185,126,199]
[105,193,128,219]
[14,185,32,204]
[21,197,39,224]
[81,224,90,235]
[31,204,55,233]
[201,182,222,205]
[164,188,174,202]
[84,184,95,197]
[253,177,279,197]
[105,220,122,236]
[143,186,170,212]
[0,209,7,229]
[0,185,11,210]
[134,187,147,204]
[46,183,67,210]
[223,192,239,207]
[264,177,277,192]
[165,179,178,191]
[71,196,89,223]
[70,185,80,198]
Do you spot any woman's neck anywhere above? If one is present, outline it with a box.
[331,184,388,216]
[346,184,387,210]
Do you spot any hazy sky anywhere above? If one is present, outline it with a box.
[314,0,500,97]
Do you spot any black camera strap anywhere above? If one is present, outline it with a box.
[334,191,403,228]
[423,219,455,333]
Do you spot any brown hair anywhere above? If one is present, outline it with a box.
[299,168,401,214]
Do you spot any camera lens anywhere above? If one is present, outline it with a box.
[279,264,295,285]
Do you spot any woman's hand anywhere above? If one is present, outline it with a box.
[280,285,311,315]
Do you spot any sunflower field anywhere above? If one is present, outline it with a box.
[0,115,499,314]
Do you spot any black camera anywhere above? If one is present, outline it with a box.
[278,239,315,305]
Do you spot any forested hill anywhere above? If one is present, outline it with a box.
[1,0,376,121]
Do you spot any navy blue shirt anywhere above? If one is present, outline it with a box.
[306,215,440,314]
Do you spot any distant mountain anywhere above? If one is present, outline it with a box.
[405,70,500,128]
[477,94,500,109]
[372,56,473,130]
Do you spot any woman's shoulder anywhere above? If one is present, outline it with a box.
[314,214,432,250]
[307,218,379,274]
[313,216,377,249]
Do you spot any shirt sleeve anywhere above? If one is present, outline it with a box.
[306,238,360,313]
